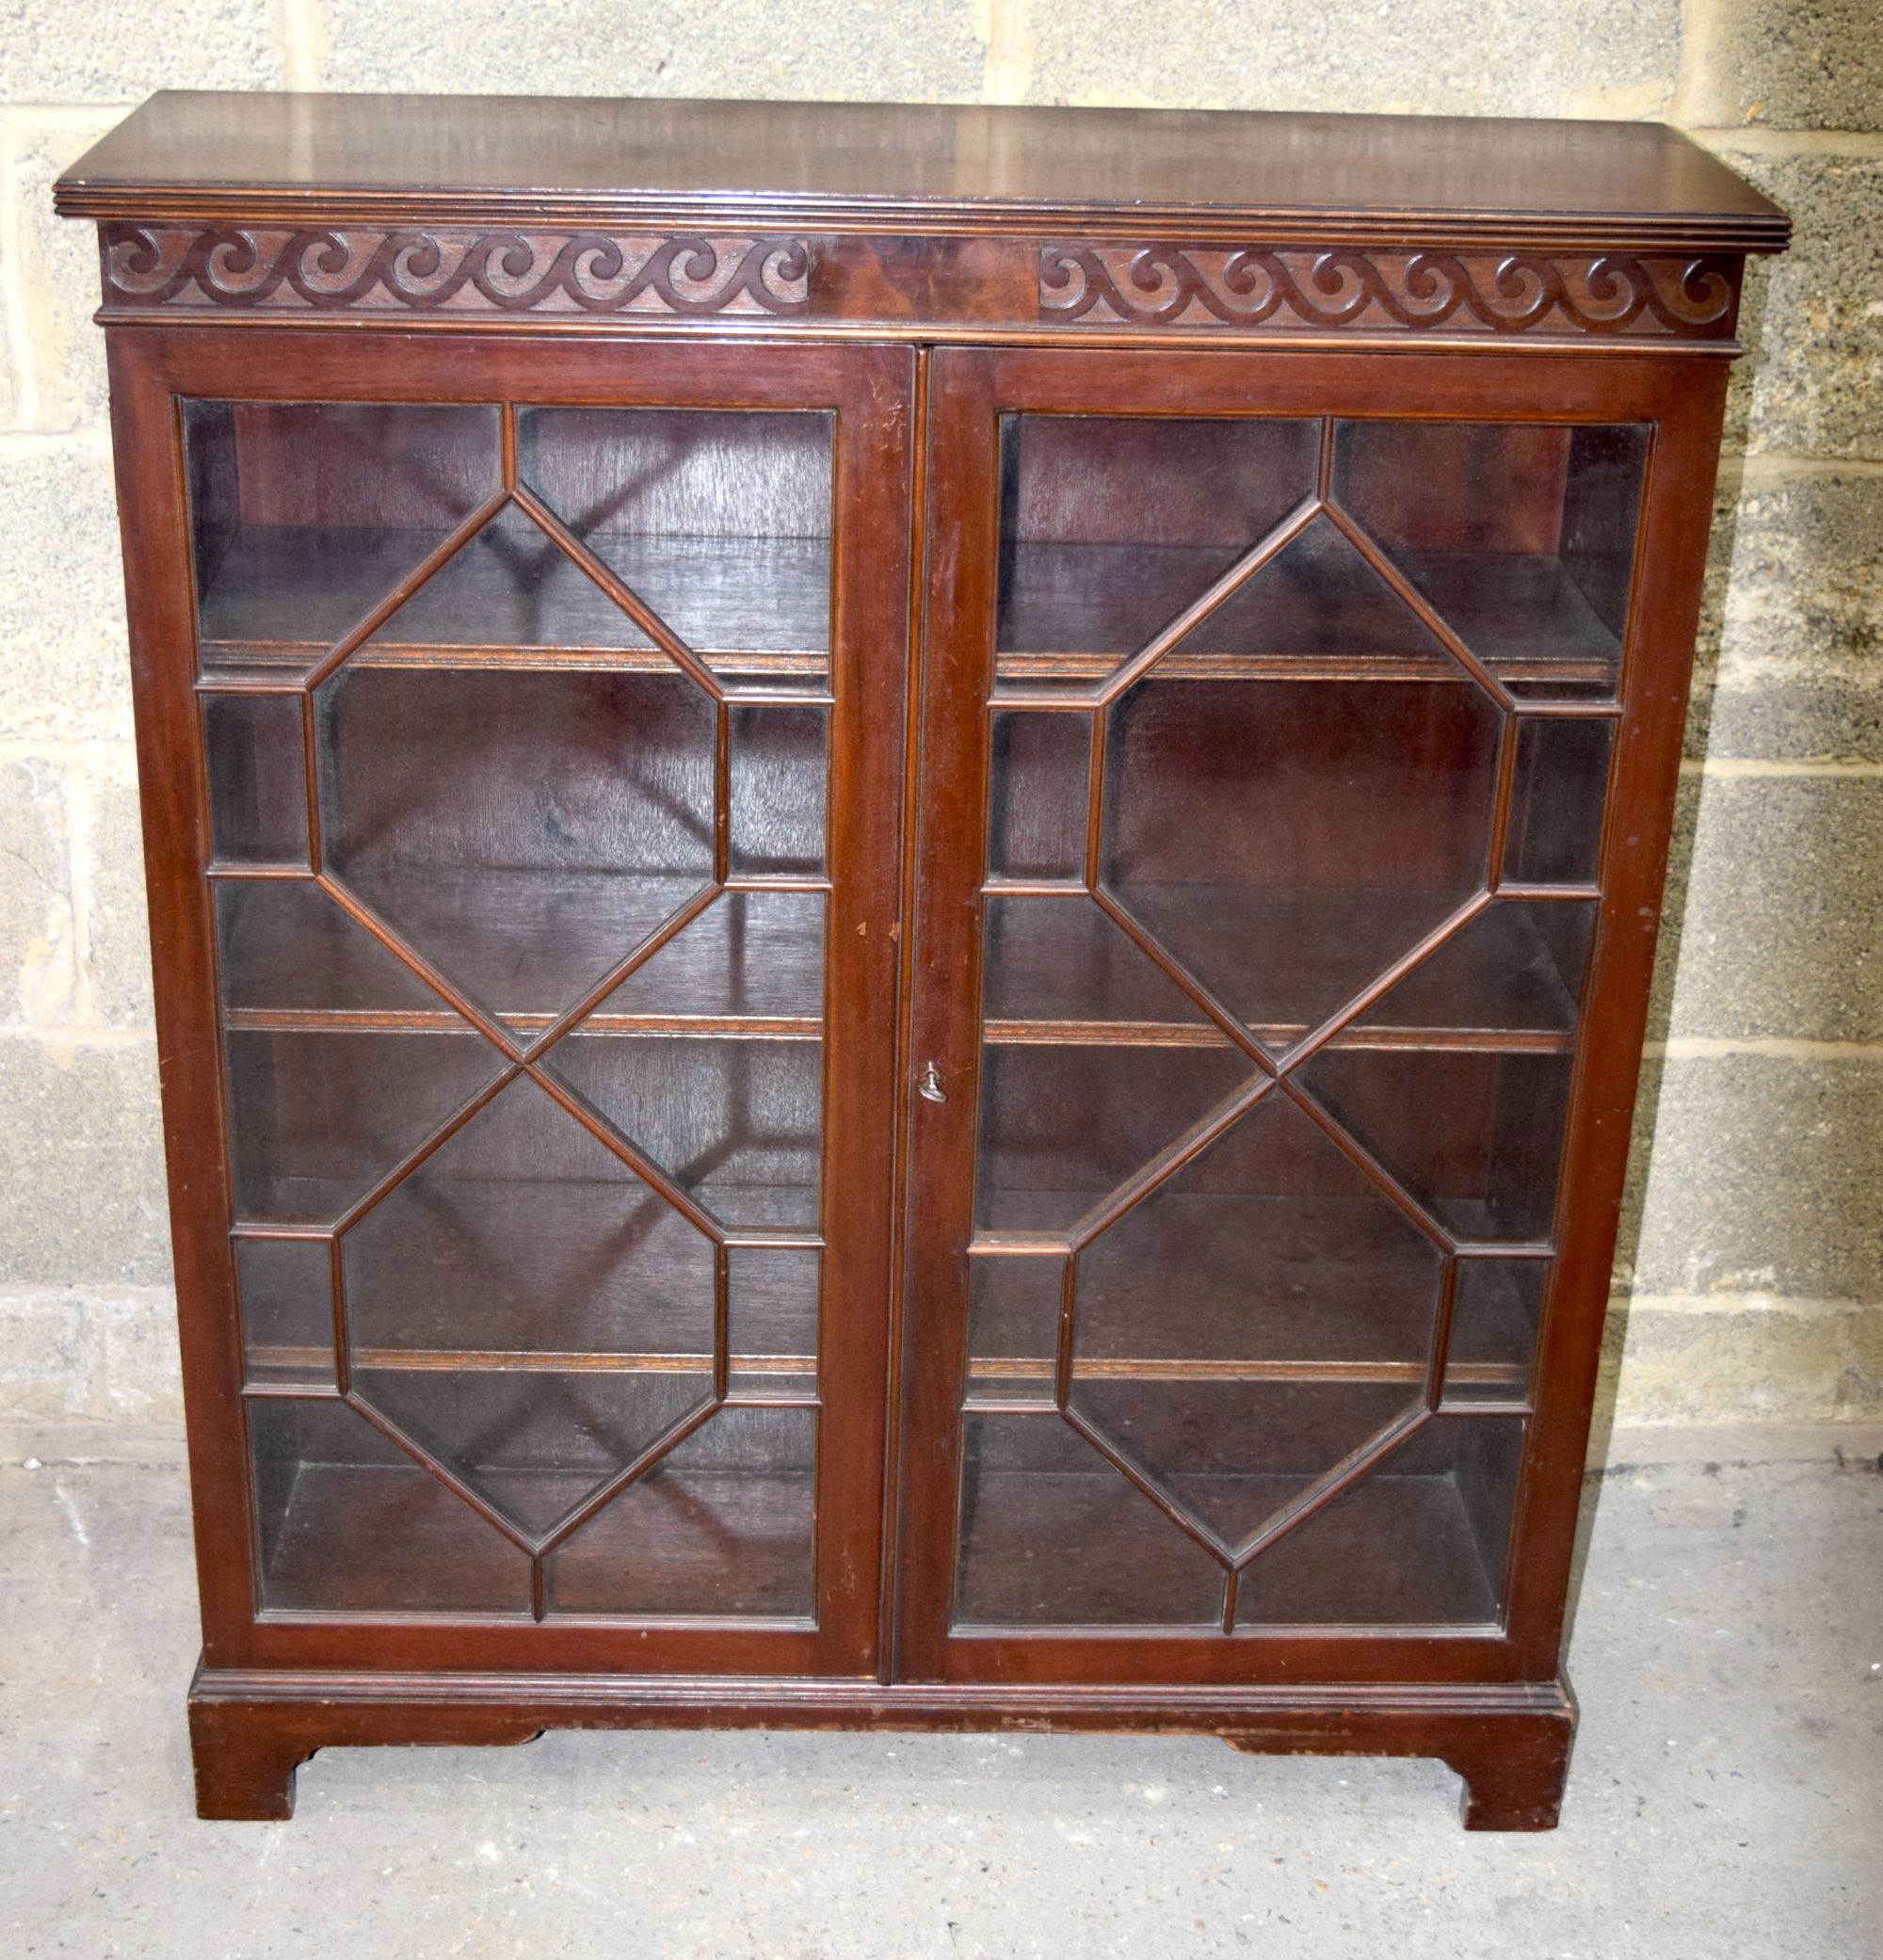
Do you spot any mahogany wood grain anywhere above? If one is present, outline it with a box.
[58,94,1786,254]
[69,95,1775,1830]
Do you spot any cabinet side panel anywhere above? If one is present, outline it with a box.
[105,327,261,1660]
[1504,362,1732,1672]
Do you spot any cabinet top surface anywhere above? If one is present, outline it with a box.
[56,90,1787,251]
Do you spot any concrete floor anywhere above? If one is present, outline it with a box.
[1,1423,1878,1960]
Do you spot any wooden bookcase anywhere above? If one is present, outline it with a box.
[56,92,1788,1827]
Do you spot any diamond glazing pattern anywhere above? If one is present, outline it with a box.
[972,412,1621,1627]
[217,402,829,1615]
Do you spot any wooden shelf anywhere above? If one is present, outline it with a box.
[954,1463,1505,1629]
[217,874,826,1032]
[995,538,1619,688]
[983,887,1588,1053]
[194,524,1617,694]
[218,876,1580,1053]
[231,1166,823,1241]
[196,522,832,680]
[259,1458,816,1618]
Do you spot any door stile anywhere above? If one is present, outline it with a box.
[893,348,1003,1681]
[813,343,920,1673]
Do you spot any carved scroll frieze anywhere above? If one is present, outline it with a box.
[1039,246,1737,337]
[100,225,813,315]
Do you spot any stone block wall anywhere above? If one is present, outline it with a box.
[0,0,1876,1428]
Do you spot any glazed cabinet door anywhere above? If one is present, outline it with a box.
[895,345,1724,1684]
[113,332,912,1674]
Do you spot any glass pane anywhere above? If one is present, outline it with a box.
[354,503,656,658]
[1235,1416,1524,1626]
[236,1236,333,1388]
[1333,420,1648,701]
[1071,1094,1444,1375]
[966,1254,1062,1404]
[727,1246,820,1392]
[1171,511,1457,667]
[995,414,1319,696]
[518,408,833,689]
[955,1411,1224,1628]
[1504,717,1614,886]
[545,1407,815,1617]
[1444,1261,1548,1406]
[216,878,449,1016]
[1102,669,1500,1050]
[344,1075,716,1540]
[248,1395,532,1615]
[1069,1377,1423,1553]
[223,1024,502,1226]
[976,894,1253,1233]
[730,703,829,876]
[203,693,307,864]
[203,396,838,1624]
[988,709,1087,882]
[542,892,825,1231]
[1299,903,1595,1243]
[316,663,716,1030]
[185,400,501,680]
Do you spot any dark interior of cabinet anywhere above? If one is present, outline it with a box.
[189,398,841,1616]
[955,409,1638,1634]
[185,389,1638,1635]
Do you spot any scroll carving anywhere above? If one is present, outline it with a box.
[100,225,813,315]
[1039,246,1736,337]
